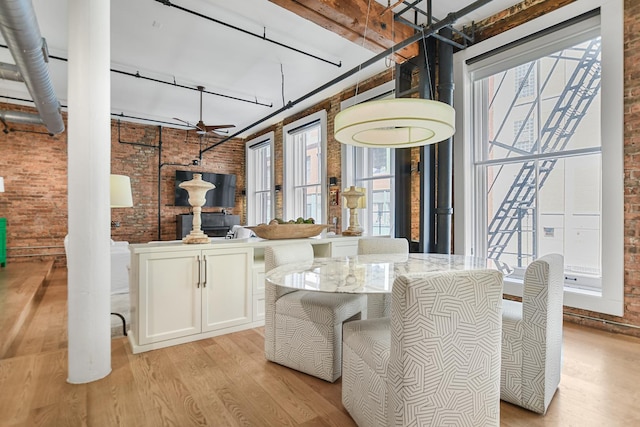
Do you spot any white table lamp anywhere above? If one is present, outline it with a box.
[110,174,133,208]
[343,186,366,236]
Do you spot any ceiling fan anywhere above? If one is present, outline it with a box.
[174,85,235,135]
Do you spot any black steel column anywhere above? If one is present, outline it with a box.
[435,26,454,254]
[419,37,437,253]
[394,61,413,242]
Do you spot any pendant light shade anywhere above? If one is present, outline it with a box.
[334,98,455,148]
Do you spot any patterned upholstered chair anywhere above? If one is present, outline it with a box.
[501,253,564,414]
[342,269,504,427]
[264,243,366,382]
[357,237,409,319]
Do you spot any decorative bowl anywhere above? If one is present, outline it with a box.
[246,223,328,240]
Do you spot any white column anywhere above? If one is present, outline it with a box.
[67,0,111,383]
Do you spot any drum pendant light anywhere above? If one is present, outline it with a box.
[334,97,455,148]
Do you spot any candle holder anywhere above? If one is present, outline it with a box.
[342,186,365,236]
[179,173,215,244]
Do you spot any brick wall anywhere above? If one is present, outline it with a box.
[0,103,244,267]
[0,103,68,265]
[2,0,640,336]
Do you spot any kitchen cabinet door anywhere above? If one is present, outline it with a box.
[138,250,202,344]
[201,247,252,332]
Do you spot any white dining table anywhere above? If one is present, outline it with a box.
[265,253,511,294]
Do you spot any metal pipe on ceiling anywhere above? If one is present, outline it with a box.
[0,62,23,82]
[201,0,493,156]
[0,0,64,134]
[0,109,43,125]
[154,0,342,68]
[0,44,274,108]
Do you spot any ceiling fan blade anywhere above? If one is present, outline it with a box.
[204,124,235,132]
[173,117,195,127]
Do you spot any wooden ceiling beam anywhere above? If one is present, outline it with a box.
[269,0,418,62]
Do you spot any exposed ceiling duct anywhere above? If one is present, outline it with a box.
[0,62,23,82]
[0,0,64,134]
[0,110,43,125]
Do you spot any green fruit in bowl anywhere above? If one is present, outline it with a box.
[296,217,305,224]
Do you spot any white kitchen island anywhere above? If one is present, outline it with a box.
[127,235,360,354]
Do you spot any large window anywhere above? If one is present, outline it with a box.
[341,81,396,236]
[453,0,623,315]
[246,132,274,226]
[283,111,327,223]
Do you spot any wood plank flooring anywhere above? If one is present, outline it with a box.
[0,260,53,358]
[2,264,640,426]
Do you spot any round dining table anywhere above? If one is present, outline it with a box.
[265,253,512,294]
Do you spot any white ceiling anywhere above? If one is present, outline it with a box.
[0,0,518,139]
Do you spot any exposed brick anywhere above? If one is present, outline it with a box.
[1,0,640,337]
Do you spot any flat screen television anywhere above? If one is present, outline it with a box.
[175,171,237,208]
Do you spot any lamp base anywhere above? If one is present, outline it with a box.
[183,231,211,244]
[342,228,363,236]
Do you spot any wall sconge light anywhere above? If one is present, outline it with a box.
[342,186,366,236]
[275,184,282,192]
[329,177,338,186]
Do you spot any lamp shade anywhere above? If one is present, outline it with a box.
[334,98,455,148]
[110,174,133,208]
[0,177,4,193]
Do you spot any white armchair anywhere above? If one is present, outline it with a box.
[357,237,409,318]
[342,269,504,427]
[110,240,130,295]
[501,253,564,414]
[64,236,130,295]
[264,242,366,382]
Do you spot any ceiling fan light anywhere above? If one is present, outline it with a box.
[334,98,455,148]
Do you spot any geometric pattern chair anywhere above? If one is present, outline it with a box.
[501,253,564,414]
[264,243,366,382]
[342,269,504,426]
[357,237,409,319]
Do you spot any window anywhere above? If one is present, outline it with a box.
[341,81,396,236]
[246,132,274,226]
[283,110,327,223]
[515,63,535,98]
[514,118,535,153]
[453,0,623,316]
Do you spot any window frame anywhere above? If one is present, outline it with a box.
[341,81,396,236]
[453,0,624,316]
[245,131,275,226]
[282,110,328,223]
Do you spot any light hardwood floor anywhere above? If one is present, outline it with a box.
[2,267,640,426]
